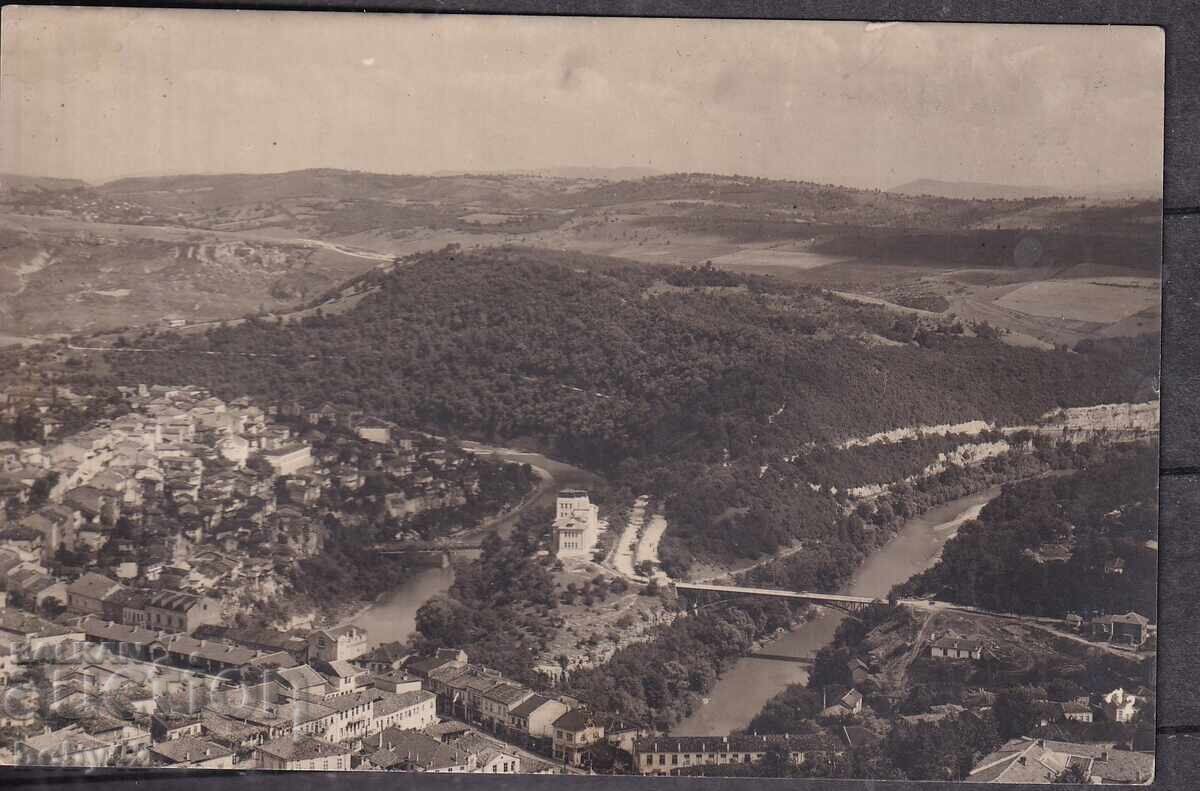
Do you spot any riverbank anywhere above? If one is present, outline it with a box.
[674,483,1003,736]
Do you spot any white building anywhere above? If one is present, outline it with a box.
[263,444,313,476]
[1102,688,1140,723]
[552,490,600,559]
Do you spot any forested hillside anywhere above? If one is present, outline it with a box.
[95,247,1156,563]
[898,443,1159,618]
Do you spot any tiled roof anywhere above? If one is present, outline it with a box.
[150,736,233,764]
[66,573,124,601]
[275,664,327,690]
[257,734,349,762]
[80,616,161,646]
[510,694,555,719]
[634,732,840,754]
[373,689,434,717]
[144,590,203,613]
[552,708,599,732]
[482,682,532,706]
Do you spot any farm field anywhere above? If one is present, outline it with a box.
[993,278,1160,323]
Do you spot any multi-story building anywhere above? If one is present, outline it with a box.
[254,735,351,771]
[1102,688,1141,723]
[144,591,221,633]
[552,490,600,559]
[508,694,570,740]
[479,682,534,729]
[307,625,368,664]
[551,708,605,766]
[65,572,124,615]
[634,733,838,776]
[263,444,314,476]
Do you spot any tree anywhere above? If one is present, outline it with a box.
[993,687,1042,740]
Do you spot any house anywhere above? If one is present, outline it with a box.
[149,736,236,769]
[273,664,329,700]
[355,418,392,445]
[552,490,600,559]
[370,689,438,733]
[16,727,118,767]
[452,732,521,773]
[262,444,314,476]
[634,733,841,776]
[101,588,148,628]
[825,688,863,716]
[370,669,423,695]
[1102,689,1141,723]
[307,624,368,663]
[604,718,652,754]
[254,734,351,771]
[65,572,125,615]
[364,728,472,772]
[356,642,414,675]
[930,635,984,660]
[144,590,221,633]
[967,738,1154,784]
[64,485,119,526]
[1062,702,1094,723]
[551,708,605,766]
[158,634,262,677]
[509,695,569,740]
[479,681,534,728]
[149,713,205,743]
[1090,612,1151,647]
[317,659,370,695]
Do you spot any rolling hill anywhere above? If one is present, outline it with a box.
[0,168,1162,339]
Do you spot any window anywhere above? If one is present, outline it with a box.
[671,755,678,765]
[658,755,665,765]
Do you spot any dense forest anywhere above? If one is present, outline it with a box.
[897,443,1159,618]
[91,247,1154,564]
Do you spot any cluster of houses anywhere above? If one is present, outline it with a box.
[2,605,566,774]
[0,384,500,633]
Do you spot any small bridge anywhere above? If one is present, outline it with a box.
[744,652,816,665]
[672,581,883,615]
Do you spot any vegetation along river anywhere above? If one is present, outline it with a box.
[348,443,600,646]
[346,441,1000,734]
[675,484,1002,736]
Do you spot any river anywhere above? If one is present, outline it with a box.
[346,443,600,645]
[674,484,1002,736]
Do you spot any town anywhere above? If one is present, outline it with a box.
[0,378,1159,781]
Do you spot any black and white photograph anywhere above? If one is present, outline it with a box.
[0,8,1162,783]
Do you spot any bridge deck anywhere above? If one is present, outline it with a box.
[673,581,880,605]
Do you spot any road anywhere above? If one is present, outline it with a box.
[608,496,647,578]
[634,512,669,581]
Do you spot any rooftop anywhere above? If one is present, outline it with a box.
[150,736,233,765]
[256,734,349,762]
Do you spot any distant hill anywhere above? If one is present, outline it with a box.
[519,166,661,180]
[0,173,89,193]
[891,178,1161,201]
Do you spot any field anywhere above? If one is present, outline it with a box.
[993,279,1160,323]
[0,170,1163,340]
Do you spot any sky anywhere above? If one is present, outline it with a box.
[0,8,1165,190]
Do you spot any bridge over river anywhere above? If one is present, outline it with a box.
[672,581,944,615]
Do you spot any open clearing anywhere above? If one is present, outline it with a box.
[708,247,849,271]
[994,278,1160,323]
